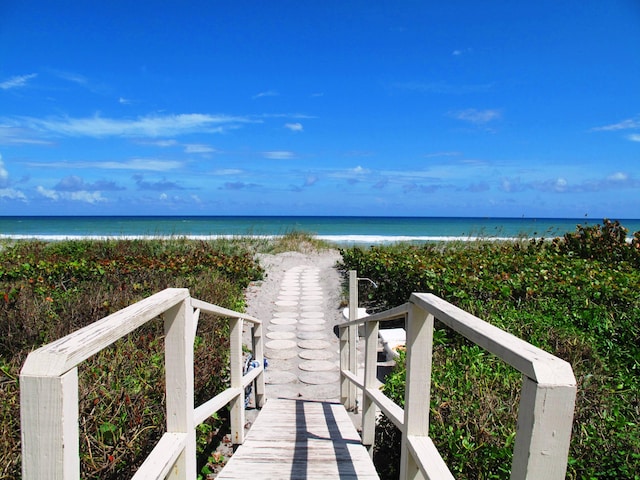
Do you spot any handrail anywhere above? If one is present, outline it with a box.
[339,270,577,480]
[19,288,265,480]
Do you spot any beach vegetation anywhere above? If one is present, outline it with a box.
[0,238,263,479]
[338,219,640,479]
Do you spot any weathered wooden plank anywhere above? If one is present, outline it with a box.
[20,368,79,479]
[131,432,187,480]
[217,398,379,479]
[405,435,454,480]
[21,288,190,377]
[411,293,576,386]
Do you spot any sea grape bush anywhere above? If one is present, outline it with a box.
[338,220,640,479]
[0,238,264,480]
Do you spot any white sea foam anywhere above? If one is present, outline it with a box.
[0,233,525,243]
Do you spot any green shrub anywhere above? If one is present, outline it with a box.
[0,239,263,479]
[339,220,640,479]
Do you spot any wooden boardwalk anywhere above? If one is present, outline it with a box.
[216,398,380,479]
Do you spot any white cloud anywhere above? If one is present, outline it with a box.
[184,144,216,153]
[36,185,106,203]
[285,122,303,132]
[19,113,251,138]
[592,117,640,131]
[627,134,640,142]
[607,172,628,182]
[28,158,183,171]
[68,191,107,203]
[450,108,501,124]
[118,97,131,105]
[263,151,295,160]
[252,90,279,99]
[0,154,8,187]
[351,166,370,174]
[37,186,59,200]
[0,74,37,90]
[138,139,178,147]
[0,188,27,201]
[213,169,243,175]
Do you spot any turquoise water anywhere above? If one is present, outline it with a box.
[1,216,639,243]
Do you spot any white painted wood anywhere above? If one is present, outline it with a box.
[340,302,409,328]
[342,369,365,390]
[405,436,454,480]
[346,270,358,411]
[400,304,434,480]
[21,288,190,377]
[191,298,261,324]
[361,318,379,451]
[131,432,187,480]
[511,377,577,479]
[20,288,268,480]
[365,388,404,432]
[217,399,380,479]
[229,317,245,445]
[252,322,265,408]
[411,293,576,386]
[20,368,79,479]
[340,323,350,405]
[164,298,196,479]
[194,388,242,425]
[241,364,264,388]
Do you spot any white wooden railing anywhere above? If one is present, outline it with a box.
[19,288,265,480]
[340,271,577,480]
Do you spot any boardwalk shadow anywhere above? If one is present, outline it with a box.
[291,400,362,479]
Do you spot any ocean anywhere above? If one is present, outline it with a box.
[2,216,639,244]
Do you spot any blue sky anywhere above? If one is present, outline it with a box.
[1,1,639,218]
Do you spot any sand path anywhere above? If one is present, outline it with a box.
[244,250,346,402]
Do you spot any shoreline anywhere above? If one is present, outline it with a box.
[0,233,540,244]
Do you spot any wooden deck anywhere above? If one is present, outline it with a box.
[216,398,380,479]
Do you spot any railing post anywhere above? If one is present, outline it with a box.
[399,302,434,480]
[341,270,358,411]
[361,317,379,455]
[229,316,245,445]
[252,322,266,408]
[20,368,80,480]
[511,376,577,479]
[164,297,196,479]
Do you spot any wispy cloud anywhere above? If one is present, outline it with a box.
[449,108,501,125]
[500,171,640,194]
[452,48,472,56]
[423,151,462,158]
[212,169,244,175]
[592,116,640,131]
[133,174,184,191]
[263,151,295,160]
[0,155,8,187]
[285,122,303,132]
[184,143,216,153]
[54,175,124,192]
[16,113,251,138]
[220,182,260,190]
[252,90,279,99]
[0,74,37,90]
[0,188,27,201]
[393,81,492,95]
[37,185,107,203]
[628,134,640,142]
[27,159,183,172]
